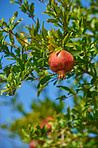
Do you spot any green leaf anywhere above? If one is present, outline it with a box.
[47,18,62,27]
[42,21,48,40]
[67,106,70,120]
[43,11,56,18]
[56,95,67,101]
[22,129,30,138]
[57,0,65,7]
[8,11,18,27]
[0,56,3,69]
[47,18,58,23]
[23,0,29,10]
[55,47,63,53]
[0,17,4,26]
[1,86,9,96]
[17,58,25,70]
[65,43,74,48]
[20,4,27,13]
[37,84,47,97]
[17,31,29,36]
[71,50,82,56]
[29,3,34,16]
[71,13,79,20]
[12,65,20,73]
[63,32,71,44]
[56,29,63,39]
[14,19,23,28]
[47,35,58,48]
[40,75,51,86]
[12,11,18,20]
[34,18,40,35]
[95,20,98,31]
[86,111,94,120]
[0,18,8,28]
[0,73,7,80]
[10,0,16,4]
[72,108,80,115]
[15,47,20,57]
[57,85,75,95]
[1,124,9,129]
[15,32,28,48]
[9,33,14,44]
[74,44,81,51]
[7,73,13,84]
[2,21,8,27]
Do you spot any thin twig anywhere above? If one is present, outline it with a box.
[18,2,37,24]
[39,0,47,6]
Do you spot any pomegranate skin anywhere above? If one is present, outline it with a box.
[40,117,54,134]
[29,140,39,148]
[49,50,74,79]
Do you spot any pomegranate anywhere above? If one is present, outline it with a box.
[29,140,39,148]
[49,50,74,79]
[40,117,54,134]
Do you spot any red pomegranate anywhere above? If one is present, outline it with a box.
[29,140,39,148]
[40,117,54,134]
[49,50,74,79]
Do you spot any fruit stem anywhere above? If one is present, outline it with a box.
[57,70,66,79]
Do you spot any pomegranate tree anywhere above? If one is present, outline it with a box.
[49,50,74,79]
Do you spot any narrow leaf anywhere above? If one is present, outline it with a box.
[37,84,47,97]
[34,18,40,35]
[63,32,71,44]
[29,3,34,16]
[57,85,75,95]
[0,73,7,80]
[14,19,23,28]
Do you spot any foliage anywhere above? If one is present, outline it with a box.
[1,98,64,141]
[0,0,98,147]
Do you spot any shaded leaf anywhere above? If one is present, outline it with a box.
[57,85,75,95]
[56,95,67,101]
[29,3,34,16]
[34,18,40,36]
[37,84,48,97]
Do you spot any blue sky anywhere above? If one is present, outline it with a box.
[0,0,91,148]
